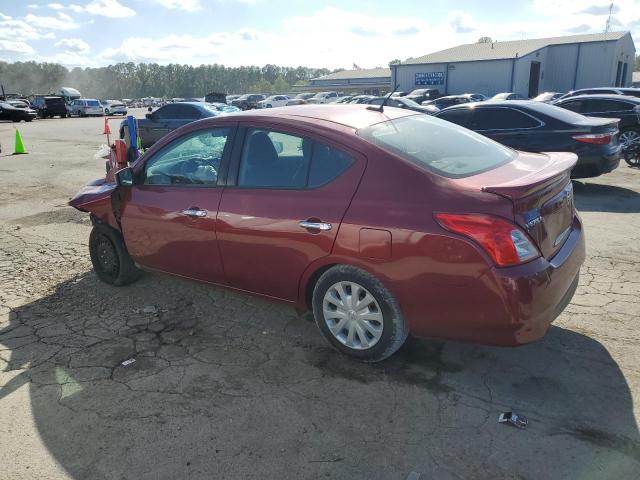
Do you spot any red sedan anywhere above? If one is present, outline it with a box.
[70,105,585,361]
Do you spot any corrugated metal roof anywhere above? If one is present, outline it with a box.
[401,31,629,65]
[312,68,391,81]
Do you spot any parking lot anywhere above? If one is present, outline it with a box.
[0,113,639,479]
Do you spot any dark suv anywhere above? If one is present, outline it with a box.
[30,95,68,118]
[405,88,441,104]
[554,94,640,147]
[231,94,265,110]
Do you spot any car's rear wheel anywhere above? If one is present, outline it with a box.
[89,223,141,286]
[312,265,408,362]
[620,128,640,148]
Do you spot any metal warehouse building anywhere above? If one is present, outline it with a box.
[298,68,391,95]
[392,31,636,98]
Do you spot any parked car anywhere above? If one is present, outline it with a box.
[405,88,441,104]
[69,99,104,117]
[367,96,434,113]
[258,95,290,108]
[30,95,68,118]
[390,91,409,97]
[462,93,488,102]
[205,92,227,104]
[348,95,377,104]
[293,93,316,101]
[335,96,353,104]
[557,87,640,100]
[533,92,564,103]
[286,98,309,106]
[101,100,128,116]
[231,94,266,110]
[226,95,241,104]
[0,101,37,122]
[491,92,526,100]
[6,99,31,109]
[306,91,339,104]
[420,95,471,113]
[71,105,585,361]
[434,100,621,178]
[205,102,241,114]
[119,102,228,149]
[554,94,640,147]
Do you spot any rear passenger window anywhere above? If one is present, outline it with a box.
[473,108,540,130]
[559,101,583,113]
[308,143,353,187]
[238,129,311,188]
[437,109,472,128]
[588,100,633,112]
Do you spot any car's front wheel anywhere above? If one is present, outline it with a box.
[89,223,141,286]
[312,265,408,362]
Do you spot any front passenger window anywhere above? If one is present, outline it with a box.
[143,128,230,186]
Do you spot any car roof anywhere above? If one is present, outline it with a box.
[204,104,417,129]
[440,99,539,110]
[557,94,640,102]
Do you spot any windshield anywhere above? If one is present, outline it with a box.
[357,114,515,179]
[201,104,224,114]
[528,102,591,123]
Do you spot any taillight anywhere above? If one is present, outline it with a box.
[434,213,540,267]
[572,133,614,145]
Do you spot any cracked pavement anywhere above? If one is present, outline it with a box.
[0,114,639,479]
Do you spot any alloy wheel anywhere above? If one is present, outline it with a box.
[620,130,640,148]
[322,281,384,350]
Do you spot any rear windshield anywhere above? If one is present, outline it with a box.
[527,102,588,123]
[87,100,100,106]
[357,114,515,179]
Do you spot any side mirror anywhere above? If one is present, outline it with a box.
[115,167,134,187]
[145,113,152,119]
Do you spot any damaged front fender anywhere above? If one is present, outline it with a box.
[68,178,120,230]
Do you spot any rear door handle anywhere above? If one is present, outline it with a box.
[299,220,332,231]
[182,208,207,218]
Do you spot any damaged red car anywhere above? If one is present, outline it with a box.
[70,105,585,361]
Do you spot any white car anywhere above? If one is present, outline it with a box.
[101,100,128,116]
[258,95,290,108]
[306,91,339,104]
[69,99,104,117]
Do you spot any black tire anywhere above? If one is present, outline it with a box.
[89,223,141,286]
[312,265,408,362]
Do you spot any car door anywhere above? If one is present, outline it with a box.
[142,105,177,146]
[118,125,236,283]
[216,123,366,301]
[470,107,543,150]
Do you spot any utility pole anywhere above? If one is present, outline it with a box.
[605,2,613,33]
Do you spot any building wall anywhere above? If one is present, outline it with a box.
[447,60,512,96]
[393,60,512,96]
[394,35,636,98]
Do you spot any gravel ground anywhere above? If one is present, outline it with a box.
[0,112,639,479]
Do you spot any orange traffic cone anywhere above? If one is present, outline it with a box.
[103,117,111,135]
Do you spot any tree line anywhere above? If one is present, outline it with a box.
[0,61,336,99]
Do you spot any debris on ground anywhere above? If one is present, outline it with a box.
[121,358,136,367]
[498,412,528,429]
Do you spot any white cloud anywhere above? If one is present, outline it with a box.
[0,12,11,20]
[0,18,55,41]
[0,40,36,57]
[48,3,65,10]
[27,4,39,9]
[85,0,136,18]
[447,10,476,33]
[55,38,91,54]
[24,12,79,30]
[154,0,202,11]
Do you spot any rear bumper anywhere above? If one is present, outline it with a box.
[481,215,585,345]
[407,215,585,346]
[573,148,621,177]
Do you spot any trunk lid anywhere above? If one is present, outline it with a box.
[469,151,578,259]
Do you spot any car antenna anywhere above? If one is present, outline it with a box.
[367,83,400,113]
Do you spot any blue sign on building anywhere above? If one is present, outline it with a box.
[415,72,445,86]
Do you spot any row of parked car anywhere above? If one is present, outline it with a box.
[0,95,130,122]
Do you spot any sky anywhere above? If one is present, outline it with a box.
[0,0,638,69]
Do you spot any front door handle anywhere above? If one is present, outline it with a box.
[182,208,207,218]
[299,220,332,231]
